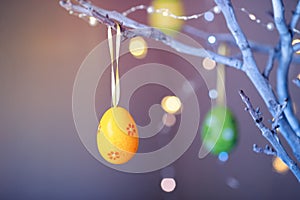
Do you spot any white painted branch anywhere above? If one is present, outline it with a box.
[215,0,300,163]
[240,90,300,182]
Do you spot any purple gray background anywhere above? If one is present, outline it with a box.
[1,0,300,199]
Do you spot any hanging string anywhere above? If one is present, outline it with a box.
[108,24,121,107]
[216,43,228,106]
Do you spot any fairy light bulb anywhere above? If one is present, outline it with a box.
[248,14,256,21]
[129,36,148,58]
[88,16,98,26]
[267,22,275,31]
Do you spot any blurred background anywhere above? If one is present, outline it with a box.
[1,0,300,199]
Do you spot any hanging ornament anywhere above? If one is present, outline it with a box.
[201,44,238,156]
[148,0,184,35]
[97,25,139,164]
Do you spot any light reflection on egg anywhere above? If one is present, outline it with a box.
[97,107,139,164]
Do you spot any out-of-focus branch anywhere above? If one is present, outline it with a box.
[293,78,300,88]
[240,90,300,182]
[272,0,300,137]
[59,0,243,70]
[290,0,300,32]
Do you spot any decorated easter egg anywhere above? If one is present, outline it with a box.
[201,106,237,155]
[97,107,139,164]
[149,0,184,35]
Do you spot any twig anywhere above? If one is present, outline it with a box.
[59,0,243,70]
[239,90,300,182]
[215,0,300,163]
[263,49,276,79]
[253,144,277,156]
[290,0,300,32]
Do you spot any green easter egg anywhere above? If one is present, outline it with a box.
[201,106,238,155]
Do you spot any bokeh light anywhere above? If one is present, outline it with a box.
[209,89,218,99]
[218,152,229,162]
[129,36,148,59]
[272,157,289,174]
[161,178,176,192]
[208,35,216,44]
[226,177,240,189]
[202,57,216,70]
[161,96,182,114]
[266,22,274,31]
[162,113,176,127]
[204,11,214,22]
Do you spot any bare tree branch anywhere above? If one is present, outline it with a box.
[215,0,300,163]
[59,0,300,180]
[272,0,300,137]
[59,0,243,70]
[240,90,300,182]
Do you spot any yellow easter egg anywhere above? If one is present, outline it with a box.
[97,107,139,164]
[149,0,184,35]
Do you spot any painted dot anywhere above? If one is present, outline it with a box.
[204,11,214,22]
[218,152,229,162]
[267,22,274,31]
[209,89,218,99]
[162,113,176,127]
[213,6,221,14]
[202,57,216,70]
[222,128,234,141]
[248,14,256,21]
[129,36,148,58]
[161,178,176,192]
[273,157,289,174]
[208,35,216,44]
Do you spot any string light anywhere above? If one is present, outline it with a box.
[239,7,275,31]
[88,16,98,26]
[67,2,286,34]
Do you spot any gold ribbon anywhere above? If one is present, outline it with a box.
[108,24,121,107]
